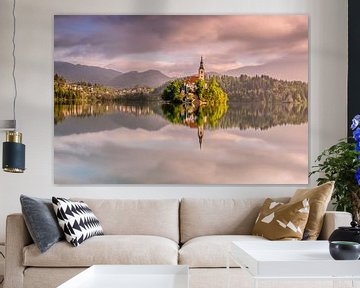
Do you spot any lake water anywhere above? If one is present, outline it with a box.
[54,101,308,184]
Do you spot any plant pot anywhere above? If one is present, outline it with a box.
[329,241,360,260]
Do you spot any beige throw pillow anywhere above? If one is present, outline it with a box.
[289,181,334,240]
[252,198,310,240]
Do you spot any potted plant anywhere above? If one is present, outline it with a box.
[309,115,360,222]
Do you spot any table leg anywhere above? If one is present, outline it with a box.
[333,279,347,288]
[252,278,258,288]
[352,279,360,288]
[226,251,230,288]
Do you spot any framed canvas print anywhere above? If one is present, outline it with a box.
[54,15,308,185]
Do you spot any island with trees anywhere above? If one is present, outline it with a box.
[54,57,308,137]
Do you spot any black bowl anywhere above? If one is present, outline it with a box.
[329,241,360,260]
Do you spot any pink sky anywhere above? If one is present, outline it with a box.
[55,15,308,80]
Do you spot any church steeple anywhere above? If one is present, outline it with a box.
[199,56,204,70]
[198,56,205,80]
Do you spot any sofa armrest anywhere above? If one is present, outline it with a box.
[4,214,32,288]
[318,211,352,240]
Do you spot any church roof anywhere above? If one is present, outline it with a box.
[184,75,199,84]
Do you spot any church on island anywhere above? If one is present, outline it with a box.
[182,56,205,94]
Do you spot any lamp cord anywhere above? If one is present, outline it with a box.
[0,251,4,284]
[11,0,17,130]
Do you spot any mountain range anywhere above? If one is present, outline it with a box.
[226,58,308,82]
[54,61,122,85]
[54,59,307,89]
[55,61,171,89]
[108,70,171,89]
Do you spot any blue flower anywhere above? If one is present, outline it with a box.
[353,128,360,142]
[351,115,360,186]
[352,115,360,130]
[356,168,360,186]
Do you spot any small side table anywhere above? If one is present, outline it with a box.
[58,265,189,288]
[227,240,360,288]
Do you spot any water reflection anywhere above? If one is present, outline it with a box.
[55,100,307,131]
[54,102,158,125]
[161,102,228,149]
[54,124,308,184]
[219,101,307,130]
[54,100,308,184]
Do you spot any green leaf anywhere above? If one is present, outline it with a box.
[309,138,360,216]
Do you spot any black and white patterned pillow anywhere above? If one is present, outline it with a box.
[52,197,104,247]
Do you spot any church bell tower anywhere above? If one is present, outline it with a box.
[198,56,205,80]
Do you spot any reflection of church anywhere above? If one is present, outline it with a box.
[197,124,204,150]
[183,116,205,150]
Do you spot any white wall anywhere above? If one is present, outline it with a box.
[0,0,348,242]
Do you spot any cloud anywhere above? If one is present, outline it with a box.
[54,15,308,77]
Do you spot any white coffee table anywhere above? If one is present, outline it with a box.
[228,241,360,288]
[58,265,189,288]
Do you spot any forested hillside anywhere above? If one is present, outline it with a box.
[208,74,307,103]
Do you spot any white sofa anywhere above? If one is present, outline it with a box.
[4,198,352,288]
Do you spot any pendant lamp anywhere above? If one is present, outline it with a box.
[1,0,26,173]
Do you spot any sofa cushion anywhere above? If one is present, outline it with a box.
[180,198,288,243]
[179,235,267,268]
[23,235,178,267]
[290,181,334,240]
[252,198,310,240]
[24,268,86,288]
[20,195,64,253]
[52,197,104,247]
[72,199,179,243]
